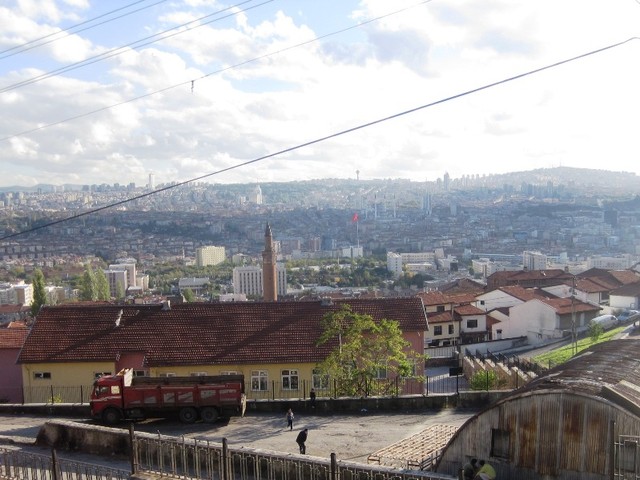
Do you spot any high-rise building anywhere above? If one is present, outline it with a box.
[105,269,128,298]
[108,262,137,289]
[196,246,226,267]
[148,172,155,190]
[262,223,278,301]
[523,251,547,271]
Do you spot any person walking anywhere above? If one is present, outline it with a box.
[309,388,316,408]
[296,428,308,454]
[286,408,294,430]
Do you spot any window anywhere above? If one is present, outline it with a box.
[491,429,510,459]
[467,319,478,329]
[436,305,445,312]
[448,324,455,335]
[190,372,208,376]
[159,372,176,377]
[312,369,329,389]
[374,366,387,379]
[621,440,639,472]
[281,369,299,390]
[133,370,147,377]
[34,372,51,380]
[251,370,268,391]
[94,372,112,379]
[434,325,443,336]
[221,371,239,375]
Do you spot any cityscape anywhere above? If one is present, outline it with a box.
[1,165,640,478]
[3,0,640,477]
[1,166,639,302]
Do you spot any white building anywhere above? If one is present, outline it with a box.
[232,264,287,297]
[0,281,33,306]
[587,255,634,270]
[105,270,128,298]
[523,251,547,271]
[387,252,403,278]
[341,246,363,259]
[108,262,137,289]
[196,246,226,267]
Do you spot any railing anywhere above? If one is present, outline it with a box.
[13,367,537,405]
[0,447,130,480]
[132,433,457,480]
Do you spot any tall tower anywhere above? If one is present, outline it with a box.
[262,223,277,301]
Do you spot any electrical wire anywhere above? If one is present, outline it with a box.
[0,0,168,60]
[0,36,636,242]
[0,0,433,143]
[0,0,269,93]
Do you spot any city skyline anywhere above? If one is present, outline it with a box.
[1,0,640,188]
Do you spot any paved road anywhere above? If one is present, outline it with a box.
[0,407,479,465]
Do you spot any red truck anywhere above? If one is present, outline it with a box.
[90,369,246,425]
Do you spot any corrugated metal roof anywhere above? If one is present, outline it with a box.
[516,339,640,411]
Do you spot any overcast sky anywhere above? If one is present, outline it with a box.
[1,0,639,188]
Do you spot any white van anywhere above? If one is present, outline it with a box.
[590,314,618,330]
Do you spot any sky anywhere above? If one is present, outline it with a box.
[1,0,640,189]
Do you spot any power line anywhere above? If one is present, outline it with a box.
[0,0,269,93]
[0,0,433,143]
[0,0,432,142]
[1,36,636,242]
[0,0,168,60]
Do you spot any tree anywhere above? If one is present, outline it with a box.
[94,269,111,301]
[315,304,426,397]
[589,320,604,342]
[31,269,47,317]
[182,288,195,302]
[80,264,97,301]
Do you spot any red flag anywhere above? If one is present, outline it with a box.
[352,213,359,223]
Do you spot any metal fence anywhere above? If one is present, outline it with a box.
[132,433,457,480]
[12,360,541,405]
[0,447,130,480]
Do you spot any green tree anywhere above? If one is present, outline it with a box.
[315,304,426,397]
[31,268,47,316]
[182,288,195,302]
[589,320,604,342]
[94,269,111,301]
[80,264,97,301]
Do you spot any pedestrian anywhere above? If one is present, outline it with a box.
[296,428,308,454]
[462,458,478,480]
[310,388,316,408]
[474,459,496,480]
[286,408,294,430]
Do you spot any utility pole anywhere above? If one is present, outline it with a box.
[571,276,577,356]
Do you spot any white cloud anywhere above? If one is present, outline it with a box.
[0,0,639,188]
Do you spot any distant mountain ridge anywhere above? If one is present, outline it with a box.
[0,166,637,193]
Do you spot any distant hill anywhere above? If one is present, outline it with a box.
[0,167,637,194]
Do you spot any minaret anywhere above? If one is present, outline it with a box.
[262,223,277,301]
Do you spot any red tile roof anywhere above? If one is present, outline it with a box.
[426,311,454,324]
[0,325,29,349]
[18,298,428,366]
[417,291,477,307]
[538,297,601,315]
[454,304,485,316]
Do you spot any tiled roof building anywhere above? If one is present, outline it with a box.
[17,298,428,400]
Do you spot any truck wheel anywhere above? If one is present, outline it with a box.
[200,407,219,423]
[179,407,198,424]
[102,408,122,425]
